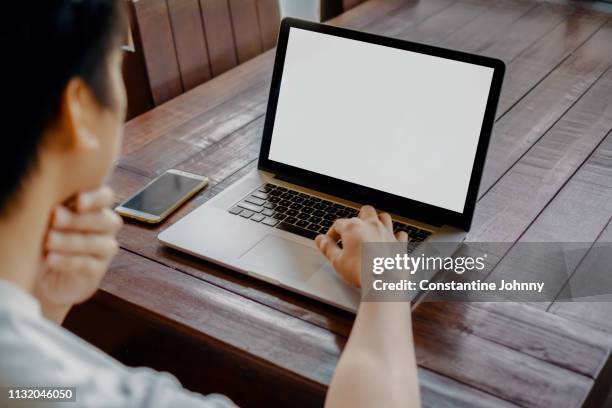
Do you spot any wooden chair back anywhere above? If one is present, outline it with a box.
[123,0,280,118]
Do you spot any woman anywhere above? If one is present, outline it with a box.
[0,1,419,407]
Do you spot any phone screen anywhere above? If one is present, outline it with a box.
[122,172,203,216]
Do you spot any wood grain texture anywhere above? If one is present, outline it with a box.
[256,0,280,49]
[477,2,571,62]
[479,20,612,194]
[120,82,268,177]
[534,130,612,312]
[551,223,612,331]
[395,0,495,45]
[441,0,539,53]
[363,0,457,37]
[200,0,239,76]
[496,10,607,115]
[482,63,612,293]
[412,310,592,408]
[167,0,212,90]
[229,0,264,63]
[469,31,609,242]
[123,1,155,119]
[413,302,611,378]
[132,0,184,104]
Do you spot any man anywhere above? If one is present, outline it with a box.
[0,1,419,407]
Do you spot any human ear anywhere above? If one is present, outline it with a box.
[57,78,100,153]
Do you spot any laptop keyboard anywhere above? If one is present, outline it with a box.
[227,183,432,243]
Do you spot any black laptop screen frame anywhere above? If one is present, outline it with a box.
[258,18,505,231]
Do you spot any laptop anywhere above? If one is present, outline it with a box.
[158,18,505,312]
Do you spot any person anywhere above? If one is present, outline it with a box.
[0,1,419,407]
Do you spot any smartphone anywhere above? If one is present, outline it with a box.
[115,169,208,224]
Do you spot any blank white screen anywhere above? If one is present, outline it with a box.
[268,28,494,213]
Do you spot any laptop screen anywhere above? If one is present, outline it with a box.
[267,27,495,214]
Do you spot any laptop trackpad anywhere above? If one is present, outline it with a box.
[240,234,324,282]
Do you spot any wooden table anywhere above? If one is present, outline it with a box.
[67,0,612,406]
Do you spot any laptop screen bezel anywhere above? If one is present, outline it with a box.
[258,18,505,231]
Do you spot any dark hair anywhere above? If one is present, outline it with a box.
[1,0,125,214]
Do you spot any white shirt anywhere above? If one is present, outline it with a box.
[0,279,236,408]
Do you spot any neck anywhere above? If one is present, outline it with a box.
[0,171,60,293]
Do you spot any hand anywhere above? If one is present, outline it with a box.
[34,186,122,309]
[314,205,407,288]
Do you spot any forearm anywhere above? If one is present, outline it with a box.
[326,301,420,408]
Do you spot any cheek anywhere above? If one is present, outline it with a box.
[101,114,123,163]
[88,112,123,184]
[92,60,126,181]
[99,74,127,172]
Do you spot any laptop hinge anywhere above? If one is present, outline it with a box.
[273,173,444,228]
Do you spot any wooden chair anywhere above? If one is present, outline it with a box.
[320,0,366,24]
[341,0,365,11]
[123,0,280,119]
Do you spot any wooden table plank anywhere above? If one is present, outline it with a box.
[468,49,612,242]
[411,310,592,408]
[358,0,457,37]
[550,223,612,332]
[480,18,612,195]
[447,65,612,327]
[530,128,612,321]
[482,66,612,299]
[436,0,538,53]
[107,249,521,408]
[120,83,269,178]
[496,10,607,113]
[419,368,519,408]
[477,2,571,62]
[394,0,497,45]
[414,302,610,378]
[398,1,568,65]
